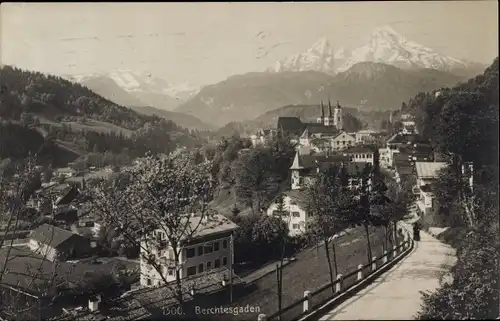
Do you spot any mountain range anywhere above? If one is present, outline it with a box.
[64,70,200,110]
[63,71,213,130]
[175,61,467,127]
[268,25,486,77]
[60,25,487,129]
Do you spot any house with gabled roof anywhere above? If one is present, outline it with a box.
[266,189,311,236]
[331,131,356,151]
[29,224,92,262]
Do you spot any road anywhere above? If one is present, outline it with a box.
[225,226,389,321]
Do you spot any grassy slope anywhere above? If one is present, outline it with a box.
[226,226,390,320]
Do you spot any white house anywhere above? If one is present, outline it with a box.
[414,161,447,216]
[342,146,376,165]
[140,214,239,287]
[250,129,276,147]
[331,132,356,151]
[266,190,310,237]
[355,130,378,144]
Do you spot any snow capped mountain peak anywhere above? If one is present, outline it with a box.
[267,37,339,74]
[268,25,475,76]
[337,25,469,73]
[64,70,200,99]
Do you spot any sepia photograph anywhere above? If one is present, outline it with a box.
[0,1,498,320]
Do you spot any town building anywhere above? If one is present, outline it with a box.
[355,129,378,144]
[277,101,345,150]
[413,162,447,216]
[342,146,376,165]
[289,151,350,190]
[276,117,306,143]
[140,214,239,287]
[266,190,310,237]
[29,224,92,262]
[331,131,356,151]
[250,129,277,147]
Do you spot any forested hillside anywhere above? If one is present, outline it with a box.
[410,58,499,319]
[0,66,206,164]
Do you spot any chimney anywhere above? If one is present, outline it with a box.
[88,295,101,312]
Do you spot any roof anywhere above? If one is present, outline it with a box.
[129,267,242,312]
[291,152,351,170]
[277,117,305,136]
[30,224,80,249]
[395,164,413,176]
[333,131,356,141]
[283,189,310,209]
[356,129,377,134]
[55,185,80,206]
[303,123,338,135]
[343,146,376,154]
[393,153,411,165]
[171,214,239,242]
[415,162,447,178]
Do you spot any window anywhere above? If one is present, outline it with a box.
[342,141,345,145]
[292,224,299,229]
[337,117,341,121]
[168,268,174,276]
[186,248,195,258]
[215,259,221,268]
[213,241,220,251]
[204,243,213,254]
[197,246,203,256]
[187,266,197,276]
[198,263,204,273]
[292,211,300,218]
[223,257,228,266]
[207,261,212,270]
[147,278,152,286]
[222,240,228,249]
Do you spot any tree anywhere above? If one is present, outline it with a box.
[234,148,279,214]
[0,155,62,318]
[306,165,356,292]
[90,151,217,305]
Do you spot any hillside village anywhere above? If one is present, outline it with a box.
[0,79,488,320]
[0,3,498,320]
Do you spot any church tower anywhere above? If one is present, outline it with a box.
[317,101,325,124]
[323,100,335,126]
[334,101,343,130]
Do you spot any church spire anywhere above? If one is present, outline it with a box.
[337,100,341,109]
[320,100,325,118]
[328,99,333,117]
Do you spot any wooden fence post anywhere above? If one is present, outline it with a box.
[303,291,311,313]
[357,264,363,281]
[371,256,377,271]
[382,250,388,264]
[335,274,343,293]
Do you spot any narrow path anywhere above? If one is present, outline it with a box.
[318,223,456,320]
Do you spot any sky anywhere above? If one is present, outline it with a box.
[1,1,498,86]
